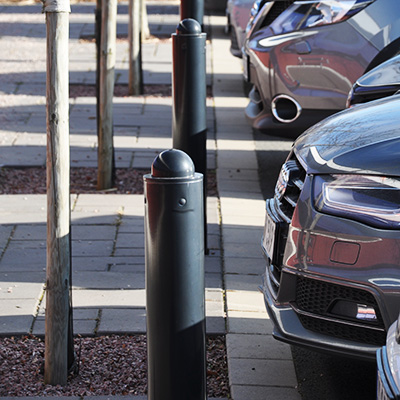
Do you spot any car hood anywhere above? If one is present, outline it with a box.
[356,54,400,88]
[294,96,400,176]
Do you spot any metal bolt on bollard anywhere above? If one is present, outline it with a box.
[144,149,207,400]
[172,18,208,251]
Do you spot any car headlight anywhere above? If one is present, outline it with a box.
[313,174,400,229]
[269,0,375,36]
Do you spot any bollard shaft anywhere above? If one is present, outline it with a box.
[144,150,207,400]
[180,0,204,27]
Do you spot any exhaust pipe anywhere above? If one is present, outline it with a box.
[271,94,302,123]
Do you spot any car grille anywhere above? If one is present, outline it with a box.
[275,158,305,221]
[298,314,386,346]
[266,155,305,297]
[295,276,386,346]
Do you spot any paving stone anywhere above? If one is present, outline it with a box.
[226,333,293,360]
[224,242,264,260]
[0,279,43,300]
[108,261,146,271]
[113,248,146,257]
[0,247,46,272]
[0,315,33,336]
[72,240,114,257]
[222,225,263,244]
[0,225,13,251]
[32,317,98,337]
[71,225,116,241]
[72,271,145,290]
[72,289,146,308]
[227,310,273,335]
[231,385,302,400]
[115,232,144,248]
[205,255,221,274]
[12,224,46,241]
[98,308,147,334]
[225,273,264,292]
[205,273,222,290]
[0,195,46,224]
[224,256,265,276]
[226,290,266,313]
[228,358,298,387]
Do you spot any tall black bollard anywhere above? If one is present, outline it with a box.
[180,0,204,28]
[172,18,207,251]
[144,149,206,400]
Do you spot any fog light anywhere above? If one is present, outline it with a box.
[329,300,377,321]
[356,304,377,321]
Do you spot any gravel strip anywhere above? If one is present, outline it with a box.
[0,167,217,196]
[0,335,229,397]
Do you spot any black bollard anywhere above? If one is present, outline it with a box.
[144,149,207,400]
[180,0,204,28]
[172,18,208,251]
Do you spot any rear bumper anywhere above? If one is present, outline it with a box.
[245,85,337,137]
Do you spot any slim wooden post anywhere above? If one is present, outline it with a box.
[97,0,117,190]
[44,0,73,386]
[128,0,143,95]
[95,0,102,135]
[141,0,150,40]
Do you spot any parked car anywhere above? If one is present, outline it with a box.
[347,54,400,108]
[243,0,400,137]
[226,0,255,57]
[261,94,400,360]
[377,314,400,399]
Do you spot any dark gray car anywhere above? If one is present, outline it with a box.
[244,0,400,137]
[261,95,400,360]
[347,54,400,107]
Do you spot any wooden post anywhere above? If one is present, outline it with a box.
[97,0,117,190]
[95,0,102,136]
[128,0,143,95]
[141,0,150,40]
[44,0,73,386]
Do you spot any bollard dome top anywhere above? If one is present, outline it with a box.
[152,149,195,178]
[176,18,202,35]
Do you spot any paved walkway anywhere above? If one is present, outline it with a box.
[0,2,301,399]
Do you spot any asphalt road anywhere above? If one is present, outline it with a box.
[253,129,378,400]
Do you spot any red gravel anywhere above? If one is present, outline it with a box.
[0,335,229,397]
[0,167,217,196]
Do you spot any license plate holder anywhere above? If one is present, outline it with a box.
[262,211,277,261]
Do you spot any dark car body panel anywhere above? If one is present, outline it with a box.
[295,96,400,175]
[348,54,400,107]
[244,0,400,136]
[261,96,400,360]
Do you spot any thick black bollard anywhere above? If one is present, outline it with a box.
[172,18,207,251]
[144,149,206,400]
[180,0,204,28]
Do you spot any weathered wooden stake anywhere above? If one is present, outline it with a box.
[141,0,150,40]
[97,0,117,190]
[44,0,73,386]
[128,0,143,95]
[95,0,102,133]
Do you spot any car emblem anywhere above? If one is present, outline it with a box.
[275,163,290,201]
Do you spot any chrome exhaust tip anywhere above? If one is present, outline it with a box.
[271,94,302,124]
